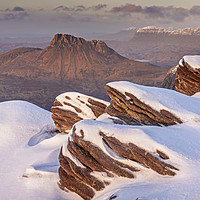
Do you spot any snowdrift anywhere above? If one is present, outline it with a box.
[56,81,200,200]
[1,80,200,200]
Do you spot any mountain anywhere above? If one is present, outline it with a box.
[133,26,200,40]
[163,55,200,96]
[0,34,164,81]
[0,34,167,110]
[106,26,200,67]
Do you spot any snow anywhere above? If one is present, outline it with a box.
[135,59,150,63]
[64,118,200,200]
[55,92,109,120]
[183,55,200,69]
[1,85,200,200]
[193,92,200,98]
[107,81,200,123]
[0,100,72,200]
[137,26,198,36]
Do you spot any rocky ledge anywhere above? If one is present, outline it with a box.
[51,92,108,133]
[58,123,178,200]
[105,84,182,126]
[53,81,200,199]
[163,55,200,96]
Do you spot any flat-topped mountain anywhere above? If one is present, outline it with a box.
[134,26,200,37]
[132,26,200,44]
[106,26,200,67]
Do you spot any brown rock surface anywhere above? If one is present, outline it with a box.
[105,85,182,126]
[163,56,200,96]
[0,34,166,82]
[58,125,178,200]
[51,92,108,133]
[0,34,168,111]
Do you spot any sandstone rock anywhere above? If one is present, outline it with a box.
[51,92,109,133]
[58,122,178,200]
[163,55,200,96]
[56,81,200,199]
[105,85,182,126]
[162,66,177,90]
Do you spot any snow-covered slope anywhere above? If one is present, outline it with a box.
[65,119,200,200]
[0,100,73,200]
[57,82,200,200]
[136,26,200,36]
[1,86,200,200]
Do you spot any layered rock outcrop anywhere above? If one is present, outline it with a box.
[51,92,108,133]
[105,84,182,126]
[58,124,178,200]
[163,55,200,96]
[54,81,200,199]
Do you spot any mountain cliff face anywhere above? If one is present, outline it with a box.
[133,26,200,41]
[106,26,200,67]
[0,34,167,110]
[163,55,200,96]
[0,34,165,82]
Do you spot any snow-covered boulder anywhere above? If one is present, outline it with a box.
[58,122,179,200]
[105,82,183,126]
[51,92,109,133]
[57,81,200,199]
[163,55,200,96]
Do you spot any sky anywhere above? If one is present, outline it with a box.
[1,0,200,37]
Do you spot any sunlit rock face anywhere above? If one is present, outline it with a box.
[163,55,200,96]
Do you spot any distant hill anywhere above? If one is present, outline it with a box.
[106,26,200,67]
[0,34,167,109]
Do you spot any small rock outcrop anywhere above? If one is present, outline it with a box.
[105,84,182,126]
[163,55,200,96]
[51,92,108,133]
[54,81,200,199]
[58,124,178,200]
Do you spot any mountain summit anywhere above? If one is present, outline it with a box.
[49,34,115,56]
[0,33,166,82]
[0,34,167,109]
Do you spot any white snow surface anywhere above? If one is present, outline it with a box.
[193,92,200,98]
[107,81,200,123]
[0,100,74,200]
[1,86,200,200]
[182,55,200,69]
[54,92,109,120]
[136,26,200,36]
[65,119,200,200]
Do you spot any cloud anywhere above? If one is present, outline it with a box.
[91,4,107,11]
[0,7,28,21]
[53,6,71,12]
[53,4,107,13]
[12,6,25,12]
[75,5,85,12]
[110,4,200,22]
[0,12,28,21]
[111,4,142,13]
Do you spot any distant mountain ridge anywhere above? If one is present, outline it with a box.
[106,26,200,67]
[0,33,167,110]
[135,26,200,36]
[0,33,165,82]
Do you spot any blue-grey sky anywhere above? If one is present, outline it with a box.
[1,0,200,36]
